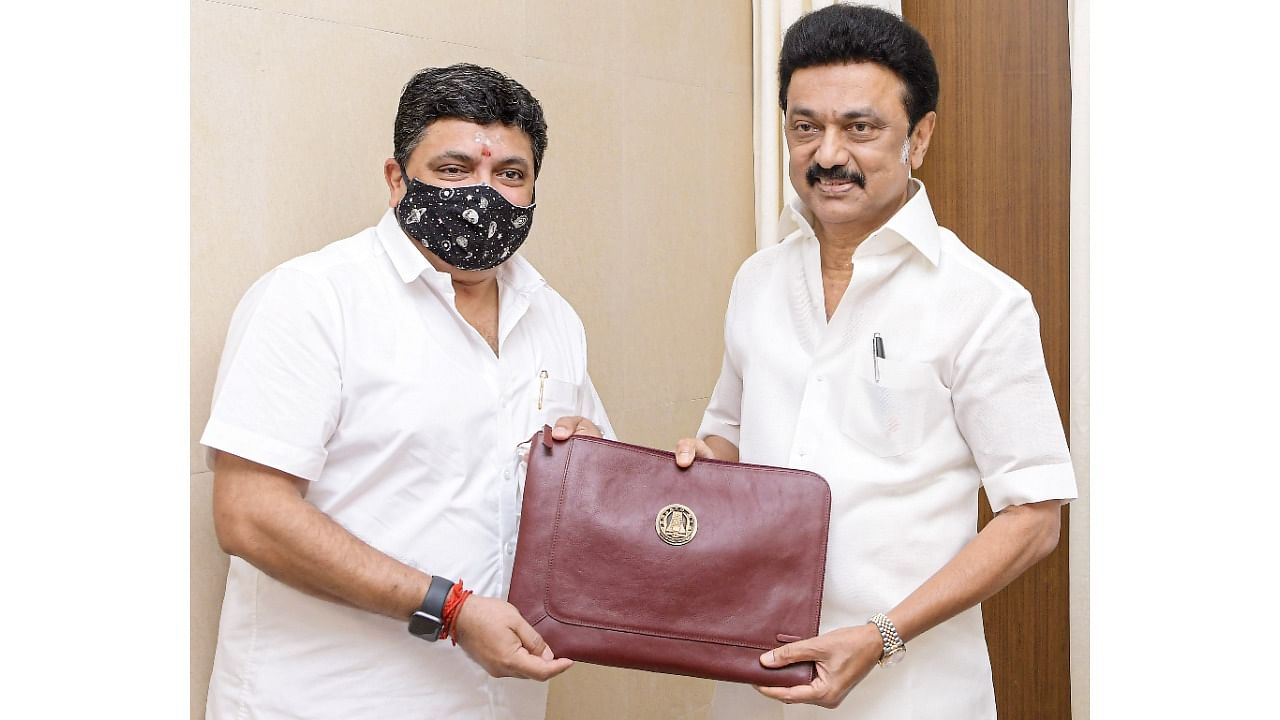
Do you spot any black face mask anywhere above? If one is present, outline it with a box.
[395,179,536,271]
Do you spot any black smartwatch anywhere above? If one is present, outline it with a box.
[408,575,455,642]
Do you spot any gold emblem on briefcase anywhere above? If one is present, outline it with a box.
[656,504,698,546]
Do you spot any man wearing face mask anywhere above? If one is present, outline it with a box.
[673,6,1076,718]
[200,64,612,719]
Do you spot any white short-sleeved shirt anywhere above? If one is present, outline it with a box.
[699,181,1076,720]
[200,209,613,720]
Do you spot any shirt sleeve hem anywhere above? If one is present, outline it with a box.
[982,462,1078,513]
[696,417,741,448]
[200,418,328,482]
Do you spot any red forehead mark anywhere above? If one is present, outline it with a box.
[481,146,491,157]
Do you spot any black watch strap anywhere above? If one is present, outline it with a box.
[407,575,455,642]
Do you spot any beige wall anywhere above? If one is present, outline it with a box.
[190,0,755,718]
[1067,0,1089,716]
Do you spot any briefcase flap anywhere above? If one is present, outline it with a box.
[544,438,830,652]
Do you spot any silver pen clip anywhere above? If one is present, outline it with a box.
[873,333,885,383]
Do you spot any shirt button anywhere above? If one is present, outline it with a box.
[503,469,511,480]
[816,376,825,383]
[504,542,516,556]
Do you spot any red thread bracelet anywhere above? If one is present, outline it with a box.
[438,580,473,645]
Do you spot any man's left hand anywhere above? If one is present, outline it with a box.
[550,416,602,440]
[753,623,884,708]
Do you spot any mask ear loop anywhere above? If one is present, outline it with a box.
[395,163,420,208]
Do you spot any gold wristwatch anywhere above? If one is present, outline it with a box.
[868,612,906,667]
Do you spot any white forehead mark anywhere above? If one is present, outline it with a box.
[473,131,503,147]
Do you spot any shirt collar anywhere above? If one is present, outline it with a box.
[778,178,942,266]
[376,208,433,284]
[374,208,547,294]
[494,252,548,295]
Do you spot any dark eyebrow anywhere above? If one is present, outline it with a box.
[839,108,885,123]
[427,150,529,171]
[788,106,886,123]
[494,156,530,170]
[428,150,476,165]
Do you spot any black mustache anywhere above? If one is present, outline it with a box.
[806,165,866,188]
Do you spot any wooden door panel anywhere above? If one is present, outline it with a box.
[901,1,1073,718]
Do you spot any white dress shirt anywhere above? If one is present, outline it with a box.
[700,181,1076,720]
[201,209,612,720]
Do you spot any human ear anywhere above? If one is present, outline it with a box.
[384,158,405,208]
[908,111,937,171]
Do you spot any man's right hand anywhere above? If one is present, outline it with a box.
[452,596,573,680]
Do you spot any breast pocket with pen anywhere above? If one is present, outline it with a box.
[838,357,950,458]
[533,369,582,426]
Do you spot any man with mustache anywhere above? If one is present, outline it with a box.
[674,6,1076,718]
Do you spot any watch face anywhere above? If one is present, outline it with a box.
[408,611,442,640]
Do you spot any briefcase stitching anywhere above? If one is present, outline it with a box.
[540,611,787,652]
[511,426,566,632]
[541,435,578,623]
[534,614,814,684]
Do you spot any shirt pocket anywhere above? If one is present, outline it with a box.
[534,371,582,427]
[839,358,950,458]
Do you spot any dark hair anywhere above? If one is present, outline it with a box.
[393,63,549,176]
[778,5,938,131]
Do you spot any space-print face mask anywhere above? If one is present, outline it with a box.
[396,179,536,271]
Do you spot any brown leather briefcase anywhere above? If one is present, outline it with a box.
[508,427,831,686]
